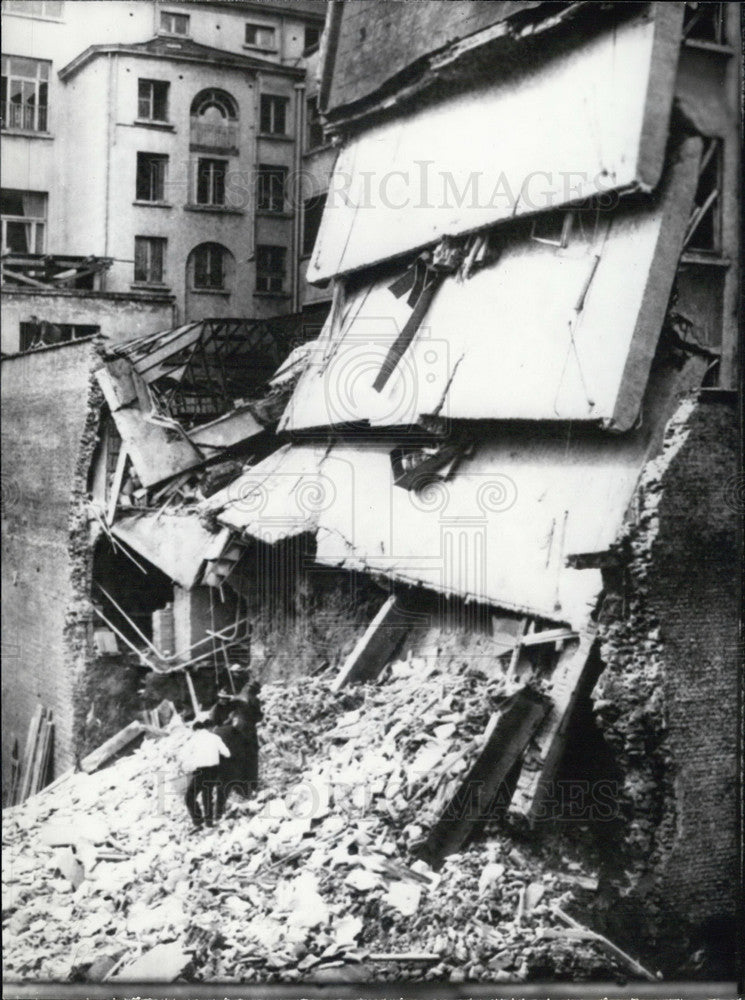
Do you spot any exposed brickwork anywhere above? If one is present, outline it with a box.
[1,342,100,796]
[594,397,740,971]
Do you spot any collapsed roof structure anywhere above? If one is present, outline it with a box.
[80,0,731,832]
[2,0,739,982]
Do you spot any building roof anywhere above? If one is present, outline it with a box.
[59,35,305,81]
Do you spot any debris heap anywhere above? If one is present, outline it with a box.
[3,664,640,984]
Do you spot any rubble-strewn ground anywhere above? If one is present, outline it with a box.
[3,663,632,984]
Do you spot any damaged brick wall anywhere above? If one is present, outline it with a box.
[593,394,740,971]
[1,341,101,794]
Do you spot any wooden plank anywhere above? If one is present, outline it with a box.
[80,721,145,774]
[107,447,128,524]
[520,628,578,648]
[17,706,43,804]
[509,623,598,825]
[418,686,550,868]
[331,596,410,691]
[553,906,656,981]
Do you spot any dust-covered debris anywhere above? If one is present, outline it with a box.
[2,664,631,984]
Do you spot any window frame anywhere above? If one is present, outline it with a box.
[244,21,277,51]
[159,9,190,36]
[256,244,287,294]
[257,164,288,213]
[192,243,227,291]
[683,138,723,254]
[1,189,47,254]
[3,1,64,20]
[135,152,169,203]
[259,94,289,136]
[137,79,169,123]
[19,321,99,351]
[682,2,726,45]
[195,158,228,207]
[306,96,325,151]
[134,235,167,285]
[1,55,51,133]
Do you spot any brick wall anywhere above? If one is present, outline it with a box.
[1,341,99,796]
[594,396,740,971]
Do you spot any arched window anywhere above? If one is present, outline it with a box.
[188,242,234,291]
[190,89,238,152]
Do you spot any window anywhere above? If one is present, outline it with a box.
[256,245,286,293]
[684,139,722,253]
[306,96,324,150]
[196,158,227,206]
[190,88,238,151]
[257,164,288,213]
[302,193,326,255]
[160,10,190,35]
[4,1,63,18]
[20,321,99,351]
[245,22,277,50]
[303,25,321,55]
[1,56,50,132]
[192,242,227,290]
[260,94,288,136]
[136,153,168,202]
[683,3,726,44]
[134,236,167,284]
[138,79,169,122]
[1,189,47,253]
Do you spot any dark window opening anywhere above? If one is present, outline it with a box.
[136,152,168,202]
[1,54,50,131]
[20,321,99,351]
[245,22,276,49]
[160,10,189,35]
[683,2,726,43]
[260,94,288,135]
[196,158,227,206]
[134,236,166,284]
[302,193,326,255]
[684,139,722,253]
[256,244,286,293]
[1,188,47,253]
[306,96,324,150]
[303,25,321,55]
[257,164,288,213]
[192,242,227,290]
[138,79,169,122]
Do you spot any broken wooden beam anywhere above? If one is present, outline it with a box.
[519,627,578,647]
[565,550,624,570]
[418,686,550,868]
[80,721,145,774]
[331,596,410,691]
[509,623,597,825]
[553,906,657,981]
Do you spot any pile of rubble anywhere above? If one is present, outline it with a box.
[3,662,640,984]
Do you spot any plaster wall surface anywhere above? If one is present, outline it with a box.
[1,340,99,796]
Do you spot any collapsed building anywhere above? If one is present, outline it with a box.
[1,0,740,982]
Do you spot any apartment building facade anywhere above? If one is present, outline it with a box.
[1,0,328,350]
